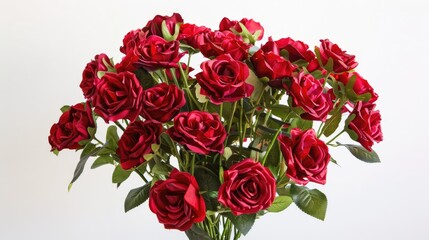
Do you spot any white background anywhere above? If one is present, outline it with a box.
[1,0,428,239]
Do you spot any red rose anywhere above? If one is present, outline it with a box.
[196,54,253,104]
[149,169,206,231]
[119,29,147,54]
[219,17,264,42]
[335,72,378,103]
[93,71,143,123]
[48,102,95,151]
[278,128,330,185]
[115,51,139,73]
[275,37,315,63]
[141,83,186,123]
[318,39,358,73]
[346,102,383,151]
[288,72,333,121]
[218,159,276,215]
[79,54,113,100]
[178,23,211,49]
[167,111,227,154]
[197,31,250,61]
[116,120,162,170]
[135,35,185,71]
[251,49,296,80]
[143,13,183,38]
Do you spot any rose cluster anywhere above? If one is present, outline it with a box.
[49,13,383,239]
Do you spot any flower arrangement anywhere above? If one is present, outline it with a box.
[48,13,383,240]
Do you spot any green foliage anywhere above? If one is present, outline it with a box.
[68,143,100,191]
[91,155,114,169]
[223,213,256,236]
[267,196,293,213]
[322,112,342,137]
[185,224,212,240]
[290,184,328,221]
[124,182,151,212]
[112,165,132,184]
[194,166,221,211]
[337,142,380,163]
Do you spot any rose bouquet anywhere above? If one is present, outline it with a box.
[48,13,383,240]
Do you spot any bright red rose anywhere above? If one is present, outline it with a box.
[178,23,211,48]
[318,39,358,73]
[115,51,139,73]
[219,17,264,42]
[119,29,147,54]
[251,49,296,80]
[135,35,185,71]
[335,72,378,103]
[117,120,162,170]
[149,169,206,231]
[288,72,333,121]
[93,71,143,123]
[80,54,113,100]
[167,111,227,154]
[48,103,95,151]
[346,102,383,151]
[197,31,250,61]
[196,54,253,104]
[143,13,183,38]
[141,83,186,123]
[218,159,276,215]
[275,37,316,63]
[278,128,330,185]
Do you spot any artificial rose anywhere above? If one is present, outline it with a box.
[288,72,333,121]
[197,30,250,61]
[167,111,227,154]
[196,54,253,104]
[48,102,95,151]
[251,49,296,80]
[93,71,143,123]
[278,128,330,185]
[165,63,193,83]
[119,29,147,54]
[346,102,383,151]
[318,39,358,73]
[149,169,206,231]
[218,159,276,215]
[219,17,264,42]
[335,72,379,103]
[141,83,186,123]
[116,120,162,170]
[135,35,185,71]
[143,13,183,38]
[177,23,211,49]
[79,53,113,100]
[275,37,316,63]
[115,51,139,73]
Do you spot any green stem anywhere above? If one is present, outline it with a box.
[114,121,126,131]
[178,63,200,110]
[191,154,195,175]
[227,101,238,133]
[239,99,244,156]
[94,136,104,145]
[134,168,149,183]
[261,112,291,166]
[326,130,345,145]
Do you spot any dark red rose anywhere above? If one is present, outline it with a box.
[115,51,139,73]
[335,72,378,103]
[318,39,358,73]
[149,169,206,231]
[48,102,95,151]
[346,102,383,151]
[93,71,143,123]
[79,54,113,100]
[218,159,276,215]
[251,49,296,80]
[197,30,250,61]
[135,35,185,71]
[275,37,316,63]
[288,72,333,121]
[219,17,264,42]
[120,29,147,54]
[116,120,162,170]
[141,83,186,123]
[178,23,211,48]
[196,54,253,104]
[278,128,330,185]
[143,13,183,38]
[167,111,227,154]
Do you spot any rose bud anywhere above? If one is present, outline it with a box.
[219,17,264,43]
[318,39,358,73]
[143,13,183,39]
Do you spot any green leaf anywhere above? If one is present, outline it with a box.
[185,224,212,240]
[91,155,114,169]
[224,213,256,236]
[338,143,380,163]
[267,196,293,213]
[68,143,99,191]
[245,69,265,102]
[194,165,221,211]
[322,112,342,137]
[60,105,70,113]
[152,162,171,176]
[290,184,327,220]
[52,149,59,156]
[112,165,132,184]
[124,182,151,212]
[290,117,313,131]
[268,104,292,120]
[330,156,340,165]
